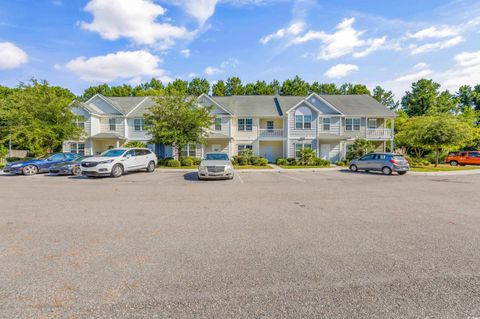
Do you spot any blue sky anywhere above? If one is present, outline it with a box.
[0,0,479,98]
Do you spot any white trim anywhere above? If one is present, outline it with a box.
[198,94,233,115]
[308,93,345,115]
[86,94,125,115]
[285,98,319,114]
[126,97,149,117]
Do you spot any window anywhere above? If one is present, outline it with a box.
[346,118,361,131]
[373,154,387,160]
[109,118,116,131]
[214,117,222,131]
[181,144,196,157]
[266,121,274,131]
[470,152,480,158]
[76,116,85,129]
[48,153,66,161]
[70,143,85,155]
[294,143,312,158]
[360,154,374,161]
[237,144,253,154]
[238,118,253,131]
[322,118,331,131]
[368,119,377,129]
[294,107,313,129]
[134,118,144,131]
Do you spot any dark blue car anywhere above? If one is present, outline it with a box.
[3,153,82,175]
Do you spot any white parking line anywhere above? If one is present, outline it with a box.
[235,172,244,184]
[278,173,306,183]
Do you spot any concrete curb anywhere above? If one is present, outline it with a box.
[409,169,480,176]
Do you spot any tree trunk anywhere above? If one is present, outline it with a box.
[176,146,182,160]
[435,147,439,167]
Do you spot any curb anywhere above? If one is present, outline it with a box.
[409,169,480,176]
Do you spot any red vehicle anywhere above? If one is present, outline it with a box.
[445,151,480,166]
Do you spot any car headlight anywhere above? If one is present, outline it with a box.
[225,165,232,170]
[98,159,114,164]
[11,164,23,168]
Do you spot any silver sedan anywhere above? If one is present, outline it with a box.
[198,153,234,180]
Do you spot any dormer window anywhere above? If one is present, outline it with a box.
[294,106,312,129]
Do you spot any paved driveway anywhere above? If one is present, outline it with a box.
[1,170,479,318]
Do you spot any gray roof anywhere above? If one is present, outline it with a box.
[104,96,149,114]
[91,133,126,139]
[128,97,157,117]
[275,96,304,115]
[209,96,280,117]
[320,95,396,117]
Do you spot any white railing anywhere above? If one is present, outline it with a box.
[367,129,392,139]
[259,128,284,137]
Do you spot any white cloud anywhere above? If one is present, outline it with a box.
[440,50,480,90]
[324,64,359,79]
[180,49,191,57]
[58,50,171,83]
[392,69,433,83]
[80,0,191,50]
[0,42,28,70]
[187,72,198,78]
[407,26,458,40]
[409,35,464,55]
[204,66,223,76]
[260,22,306,44]
[352,36,387,58]
[412,62,429,70]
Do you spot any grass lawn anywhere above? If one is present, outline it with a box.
[279,165,332,169]
[234,165,273,169]
[157,165,198,169]
[411,164,480,172]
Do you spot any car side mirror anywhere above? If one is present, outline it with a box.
[47,158,52,161]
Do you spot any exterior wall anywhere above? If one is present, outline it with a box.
[287,104,317,139]
[231,117,259,140]
[287,138,317,158]
[318,142,341,162]
[99,117,124,136]
[259,118,283,129]
[318,116,341,135]
[341,117,367,139]
[259,141,283,162]
[210,115,231,136]
[306,96,341,114]
[127,118,150,141]
[203,141,230,156]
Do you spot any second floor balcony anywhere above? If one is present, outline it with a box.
[259,128,284,137]
[366,128,392,139]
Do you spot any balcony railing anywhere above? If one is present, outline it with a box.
[367,128,392,139]
[259,128,284,137]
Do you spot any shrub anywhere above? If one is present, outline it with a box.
[180,157,193,167]
[257,157,269,166]
[191,157,201,165]
[165,159,181,167]
[335,160,349,167]
[0,144,8,161]
[404,155,430,167]
[287,158,297,165]
[276,158,288,165]
[233,155,249,165]
[250,156,260,166]
[124,140,147,148]
[298,148,316,165]
[347,138,375,160]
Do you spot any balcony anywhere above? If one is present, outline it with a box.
[259,128,284,137]
[367,128,392,139]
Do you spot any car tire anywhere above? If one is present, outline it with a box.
[111,164,123,178]
[229,174,234,180]
[382,166,392,175]
[72,166,82,176]
[398,171,407,175]
[22,165,38,175]
[349,164,358,172]
[146,161,156,172]
[450,160,459,166]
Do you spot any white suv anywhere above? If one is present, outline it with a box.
[80,148,157,178]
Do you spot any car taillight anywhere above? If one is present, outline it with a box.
[390,159,398,166]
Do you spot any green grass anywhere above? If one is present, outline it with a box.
[157,165,198,169]
[411,164,480,172]
[279,165,332,169]
[234,165,273,169]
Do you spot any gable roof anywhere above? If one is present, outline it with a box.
[320,95,395,117]
[208,96,280,117]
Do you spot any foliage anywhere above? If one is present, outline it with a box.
[309,82,340,95]
[335,160,349,167]
[373,86,399,109]
[145,93,214,158]
[181,156,201,166]
[276,158,288,165]
[339,83,371,95]
[225,77,245,95]
[123,140,147,148]
[212,80,226,96]
[232,149,268,166]
[165,159,181,167]
[0,144,8,160]
[188,78,210,96]
[0,79,82,156]
[298,148,316,165]
[180,157,193,167]
[347,139,375,160]
[401,79,458,116]
[166,79,189,95]
[280,75,310,96]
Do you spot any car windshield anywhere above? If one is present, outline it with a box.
[205,153,229,161]
[101,149,126,157]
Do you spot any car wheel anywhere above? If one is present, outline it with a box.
[229,174,234,180]
[349,164,358,172]
[72,166,82,176]
[450,160,459,166]
[22,165,38,175]
[398,171,407,175]
[146,161,156,172]
[111,164,123,178]
[382,166,392,175]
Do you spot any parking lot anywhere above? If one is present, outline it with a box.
[1,170,480,318]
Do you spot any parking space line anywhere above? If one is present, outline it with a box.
[236,172,244,184]
[278,173,306,183]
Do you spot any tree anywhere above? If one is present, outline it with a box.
[456,85,475,112]
[254,80,275,95]
[145,93,214,158]
[269,79,281,95]
[124,140,147,148]
[347,138,375,160]
[472,85,480,111]
[309,82,340,95]
[401,79,443,116]
[280,75,309,96]
[225,77,245,95]
[339,83,371,95]
[412,115,472,166]
[134,78,165,96]
[166,79,189,95]
[188,78,210,96]
[0,79,82,156]
[0,143,8,160]
[81,84,113,101]
[373,86,399,109]
[212,80,226,96]
[244,83,256,95]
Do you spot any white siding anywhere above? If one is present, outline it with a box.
[306,96,341,114]
[127,118,150,141]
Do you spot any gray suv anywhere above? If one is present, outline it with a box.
[349,153,410,175]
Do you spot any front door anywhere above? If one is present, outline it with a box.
[320,144,330,160]
[212,144,222,152]
[262,146,274,163]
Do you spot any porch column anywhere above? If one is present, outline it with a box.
[116,140,120,148]
[383,141,386,152]
[390,118,395,152]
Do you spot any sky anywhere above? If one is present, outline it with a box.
[0,0,479,99]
